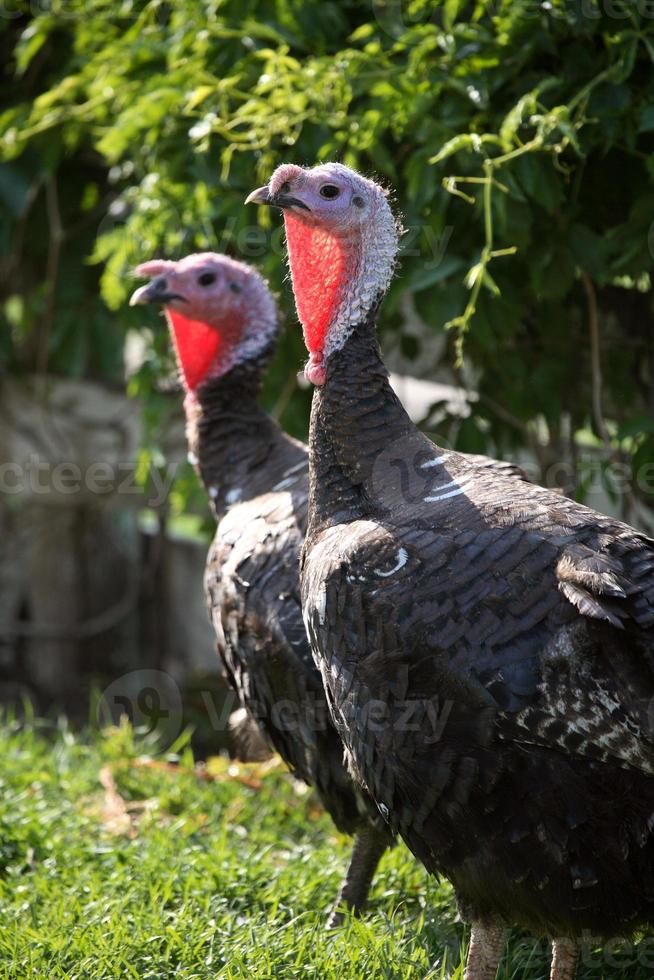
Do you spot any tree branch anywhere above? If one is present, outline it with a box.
[581,271,612,447]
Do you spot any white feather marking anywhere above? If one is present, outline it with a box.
[424,482,471,502]
[282,459,307,477]
[315,584,327,626]
[271,476,297,492]
[375,547,409,578]
[208,486,219,499]
[225,488,242,504]
[428,478,460,492]
[187,450,198,466]
[420,455,449,469]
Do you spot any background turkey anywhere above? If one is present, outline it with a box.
[227,706,274,763]
[130,252,390,925]
[248,162,654,980]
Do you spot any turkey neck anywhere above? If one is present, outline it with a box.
[307,312,415,537]
[185,350,305,519]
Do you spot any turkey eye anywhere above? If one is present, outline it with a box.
[320,184,340,199]
[280,181,291,194]
[198,272,216,287]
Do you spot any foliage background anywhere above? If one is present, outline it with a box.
[1,0,653,525]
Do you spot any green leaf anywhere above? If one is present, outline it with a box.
[499,79,559,147]
[513,154,563,214]
[429,134,482,165]
[617,416,654,440]
[638,104,654,133]
[406,255,466,293]
[443,0,463,32]
[568,224,607,282]
[14,20,51,76]
[184,85,215,112]
[0,163,32,216]
[481,268,501,296]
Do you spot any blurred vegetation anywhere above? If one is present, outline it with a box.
[1,0,653,522]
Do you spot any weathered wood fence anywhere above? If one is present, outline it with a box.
[0,375,232,750]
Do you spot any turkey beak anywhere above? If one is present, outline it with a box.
[245,185,310,212]
[129,275,187,307]
[245,186,272,206]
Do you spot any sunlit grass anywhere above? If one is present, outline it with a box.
[0,719,650,978]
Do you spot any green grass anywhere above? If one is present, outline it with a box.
[0,719,650,979]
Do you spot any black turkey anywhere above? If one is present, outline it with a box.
[248,163,654,980]
[130,252,390,924]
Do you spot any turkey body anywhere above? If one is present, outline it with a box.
[188,355,391,921]
[302,318,654,941]
[201,413,363,832]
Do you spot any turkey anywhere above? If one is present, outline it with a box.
[130,252,390,925]
[247,163,654,980]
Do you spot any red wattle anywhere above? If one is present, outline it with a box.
[284,214,347,353]
[304,350,326,386]
[168,309,222,391]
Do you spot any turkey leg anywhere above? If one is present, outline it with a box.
[327,825,388,927]
[550,939,579,980]
[464,921,507,980]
